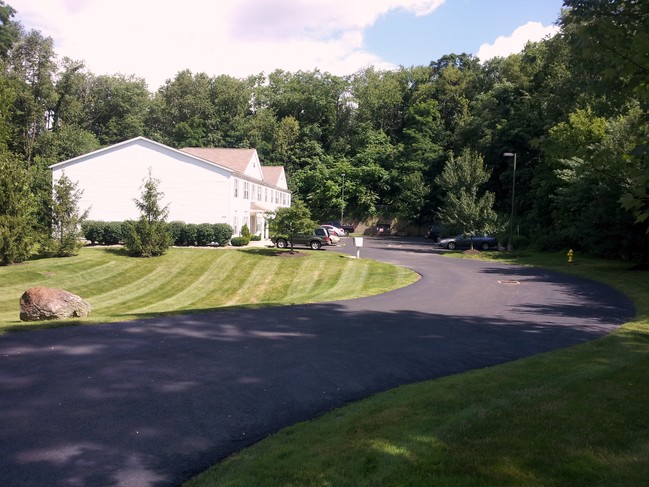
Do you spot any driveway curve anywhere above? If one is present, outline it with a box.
[0,238,634,486]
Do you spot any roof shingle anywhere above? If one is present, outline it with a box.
[180,147,256,173]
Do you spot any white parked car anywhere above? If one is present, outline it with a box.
[321,224,345,237]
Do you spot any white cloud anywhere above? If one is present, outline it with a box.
[476,21,560,62]
[10,0,444,90]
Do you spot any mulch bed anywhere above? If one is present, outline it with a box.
[277,251,308,257]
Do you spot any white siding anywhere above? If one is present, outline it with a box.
[243,151,264,180]
[50,137,291,237]
[52,140,232,224]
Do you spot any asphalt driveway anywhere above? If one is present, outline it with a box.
[0,238,635,486]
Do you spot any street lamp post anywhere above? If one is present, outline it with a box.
[504,152,517,251]
[341,172,345,224]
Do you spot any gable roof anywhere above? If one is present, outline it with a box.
[180,148,257,174]
[261,166,285,186]
[49,136,234,174]
[49,137,290,191]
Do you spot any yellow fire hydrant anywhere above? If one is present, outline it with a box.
[567,248,574,264]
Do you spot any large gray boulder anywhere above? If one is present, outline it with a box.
[20,287,92,321]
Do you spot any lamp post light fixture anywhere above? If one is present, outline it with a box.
[503,152,517,251]
[341,172,346,224]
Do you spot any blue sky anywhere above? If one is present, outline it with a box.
[366,0,564,66]
[10,0,564,90]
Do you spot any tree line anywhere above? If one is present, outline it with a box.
[0,0,647,263]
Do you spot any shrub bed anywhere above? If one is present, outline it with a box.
[83,221,234,247]
[230,236,250,247]
[82,221,125,245]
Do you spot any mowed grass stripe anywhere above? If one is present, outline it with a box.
[0,247,418,331]
[47,260,134,298]
[282,254,326,302]
[116,250,224,314]
[317,258,370,300]
[238,257,282,305]
[223,251,315,305]
[86,261,179,313]
[70,263,141,299]
[0,251,109,289]
[0,253,128,322]
[134,249,237,313]
[215,251,266,306]
[184,250,253,310]
[222,253,272,306]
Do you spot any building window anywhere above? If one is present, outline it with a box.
[282,192,287,205]
[265,187,268,202]
[234,178,239,198]
[243,181,249,200]
[257,185,262,201]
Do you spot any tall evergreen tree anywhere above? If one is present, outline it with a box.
[0,153,39,264]
[124,170,172,257]
[49,172,89,256]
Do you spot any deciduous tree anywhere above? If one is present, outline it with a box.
[266,199,316,252]
[435,149,500,248]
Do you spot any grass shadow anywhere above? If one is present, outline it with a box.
[1,318,97,333]
[100,247,131,257]
[239,248,287,257]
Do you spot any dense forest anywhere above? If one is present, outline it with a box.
[0,0,647,262]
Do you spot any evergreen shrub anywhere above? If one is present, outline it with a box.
[212,224,233,246]
[82,221,105,245]
[196,223,215,246]
[230,236,249,246]
[102,222,123,245]
[179,223,198,246]
[241,223,251,239]
[81,221,124,245]
[168,221,185,246]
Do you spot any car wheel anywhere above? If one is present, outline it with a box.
[310,240,322,250]
[481,242,490,251]
[447,242,456,250]
[276,239,288,249]
[344,230,349,236]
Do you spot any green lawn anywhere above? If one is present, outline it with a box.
[0,246,418,333]
[185,251,649,487]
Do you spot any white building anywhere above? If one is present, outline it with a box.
[49,137,291,238]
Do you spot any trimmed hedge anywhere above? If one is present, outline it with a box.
[230,236,250,247]
[212,223,233,246]
[83,220,235,247]
[178,223,198,246]
[103,222,124,245]
[81,221,103,245]
[82,221,125,245]
[196,223,215,246]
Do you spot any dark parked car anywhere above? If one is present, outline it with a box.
[321,220,355,236]
[437,234,498,250]
[271,227,332,250]
[376,223,391,236]
[426,224,445,242]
